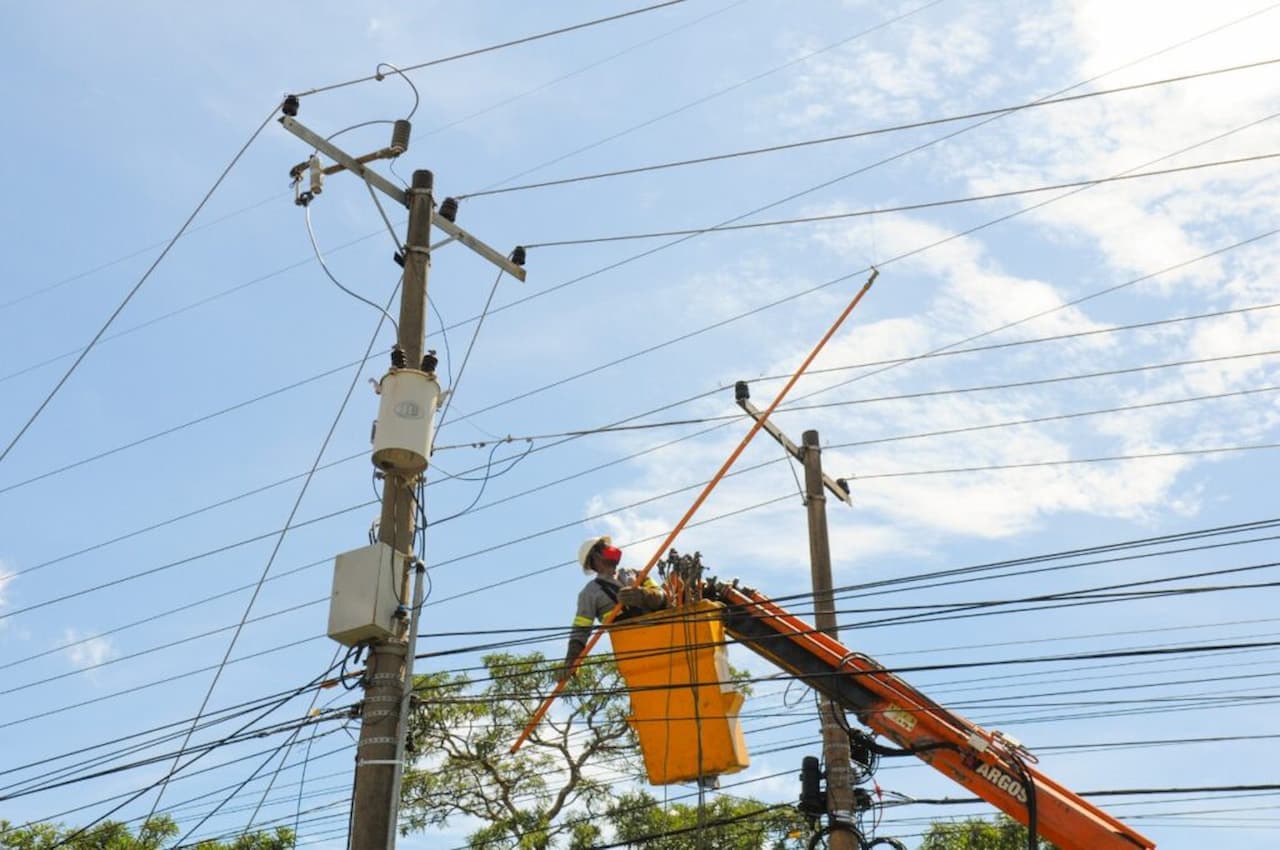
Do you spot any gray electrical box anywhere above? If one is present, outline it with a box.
[328,542,403,646]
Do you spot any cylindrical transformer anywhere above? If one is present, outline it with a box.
[371,369,440,475]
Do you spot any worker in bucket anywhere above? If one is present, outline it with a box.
[559,536,666,680]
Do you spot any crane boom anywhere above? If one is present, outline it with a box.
[702,578,1155,850]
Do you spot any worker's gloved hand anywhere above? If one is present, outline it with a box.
[556,639,587,682]
[619,585,667,612]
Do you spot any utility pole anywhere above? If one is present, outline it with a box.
[350,167,433,850]
[800,429,858,850]
[735,384,856,850]
[279,97,525,850]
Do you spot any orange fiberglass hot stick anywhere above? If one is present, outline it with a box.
[510,268,879,754]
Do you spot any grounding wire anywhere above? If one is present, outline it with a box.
[0,102,281,466]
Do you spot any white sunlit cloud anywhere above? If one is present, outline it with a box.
[62,628,116,671]
[0,563,13,633]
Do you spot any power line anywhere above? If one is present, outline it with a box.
[458,56,1280,198]
[0,101,281,466]
[844,440,1280,483]
[0,635,325,732]
[0,228,387,388]
[25,663,337,850]
[440,12,1280,336]
[8,326,1271,505]
[433,382,1280,455]
[472,0,946,192]
[522,150,1280,246]
[294,1,690,97]
[0,359,363,497]
[421,0,752,140]
[444,214,1280,428]
[145,264,400,818]
[0,192,287,314]
[0,597,325,697]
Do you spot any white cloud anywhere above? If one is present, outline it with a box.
[62,628,116,670]
[0,562,12,609]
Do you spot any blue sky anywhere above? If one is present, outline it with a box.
[2,1,1279,848]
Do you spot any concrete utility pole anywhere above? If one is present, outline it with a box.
[280,101,526,850]
[734,382,857,849]
[351,168,434,850]
[800,429,857,850]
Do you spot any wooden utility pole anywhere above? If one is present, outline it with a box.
[350,168,434,850]
[801,429,857,850]
[279,103,526,850]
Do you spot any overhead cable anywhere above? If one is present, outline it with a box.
[0,102,281,466]
[522,151,1280,247]
[459,57,1280,198]
[294,1,691,97]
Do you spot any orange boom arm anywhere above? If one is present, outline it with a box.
[704,579,1155,850]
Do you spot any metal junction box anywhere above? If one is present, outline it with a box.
[327,542,404,646]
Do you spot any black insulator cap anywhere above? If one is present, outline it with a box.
[511,245,527,266]
[390,346,407,368]
[282,95,300,117]
[393,251,405,268]
[421,350,438,373]
[734,380,750,402]
[836,477,851,495]
[439,196,458,222]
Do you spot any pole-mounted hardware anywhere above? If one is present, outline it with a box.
[278,108,526,281]
[734,381,852,505]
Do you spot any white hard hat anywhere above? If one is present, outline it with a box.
[578,535,611,573]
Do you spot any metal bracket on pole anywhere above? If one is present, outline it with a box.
[734,381,852,506]
[279,115,526,281]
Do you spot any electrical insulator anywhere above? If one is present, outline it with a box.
[282,95,300,117]
[439,196,458,222]
[798,756,825,817]
[734,380,750,402]
[390,119,412,156]
[511,245,527,266]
